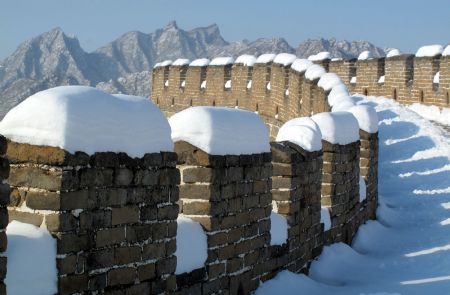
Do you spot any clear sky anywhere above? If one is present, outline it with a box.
[1,0,449,60]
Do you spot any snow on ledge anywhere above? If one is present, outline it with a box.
[273,53,297,66]
[327,84,350,107]
[6,221,57,294]
[312,112,360,145]
[291,59,313,73]
[358,51,373,60]
[305,64,326,81]
[434,72,440,84]
[276,117,322,152]
[190,58,210,67]
[270,212,288,246]
[359,177,367,202]
[386,48,401,58]
[331,98,356,112]
[154,60,173,68]
[210,56,234,66]
[172,58,190,66]
[256,53,277,64]
[415,45,443,57]
[0,86,173,157]
[175,216,207,274]
[320,207,331,231]
[444,45,450,57]
[348,105,379,133]
[318,73,343,91]
[235,54,257,66]
[308,51,331,61]
[169,106,270,155]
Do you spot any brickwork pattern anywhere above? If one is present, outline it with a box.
[0,136,9,294]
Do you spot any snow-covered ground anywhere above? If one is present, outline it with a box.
[257,95,450,295]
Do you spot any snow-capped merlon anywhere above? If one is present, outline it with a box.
[348,105,379,133]
[327,84,350,107]
[209,57,234,66]
[443,45,450,56]
[270,212,288,246]
[305,64,326,81]
[0,86,173,157]
[318,73,343,91]
[312,112,360,145]
[308,51,331,61]
[235,54,257,66]
[291,59,313,73]
[331,98,356,112]
[255,53,277,64]
[273,53,297,66]
[175,216,207,274]
[415,45,444,57]
[358,51,373,60]
[190,58,210,67]
[169,106,270,155]
[386,49,401,58]
[172,58,190,66]
[276,117,322,152]
[154,60,173,68]
[320,207,331,231]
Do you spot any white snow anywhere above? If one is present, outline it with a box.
[6,221,57,295]
[276,117,323,152]
[175,216,207,274]
[190,58,210,67]
[331,98,356,112]
[154,60,173,68]
[267,82,271,91]
[312,112,360,145]
[257,93,450,295]
[164,80,169,87]
[378,75,385,84]
[256,53,277,64]
[358,51,373,60]
[320,207,331,231]
[318,73,343,91]
[169,106,270,155]
[433,72,440,84]
[235,54,257,66]
[348,105,379,133]
[0,86,173,157]
[408,103,450,126]
[386,49,401,58]
[209,56,234,66]
[181,80,186,87]
[415,44,444,57]
[172,58,190,66]
[291,59,313,73]
[247,80,252,89]
[201,80,207,89]
[305,64,326,81]
[270,212,288,246]
[350,76,357,84]
[331,58,343,61]
[308,51,331,61]
[225,80,231,89]
[359,176,367,202]
[273,53,297,66]
[443,45,450,56]
[327,84,350,107]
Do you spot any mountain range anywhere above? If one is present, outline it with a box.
[0,21,387,118]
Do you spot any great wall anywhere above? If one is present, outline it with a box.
[0,47,448,294]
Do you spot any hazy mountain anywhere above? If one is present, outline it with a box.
[0,21,386,118]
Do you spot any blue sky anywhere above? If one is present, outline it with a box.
[1,0,449,59]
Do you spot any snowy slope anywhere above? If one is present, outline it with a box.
[257,95,450,295]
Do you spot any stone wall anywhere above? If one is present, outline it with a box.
[6,141,179,294]
[0,136,9,293]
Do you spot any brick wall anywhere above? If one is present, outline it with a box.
[0,136,9,293]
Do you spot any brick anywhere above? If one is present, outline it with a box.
[112,206,139,225]
[107,267,136,286]
[95,227,125,247]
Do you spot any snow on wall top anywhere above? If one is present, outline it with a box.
[305,64,326,81]
[312,112,360,145]
[416,45,443,57]
[318,73,343,91]
[386,49,401,58]
[358,51,373,60]
[348,105,379,133]
[255,53,277,64]
[443,45,450,57]
[154,60,173,68]
[276,117,322,152]
[169,106,270,155]
[327,84,350,107]
[291,59,313,73]
[273,53,297,66]
[175,216,207,274]
[308,51,331,61]
[172,58,190,66]
[0,86,174,157]
[209,57,234,66]
[235,54,257,66]
[331,98,356,112]
[190,58,210,67]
